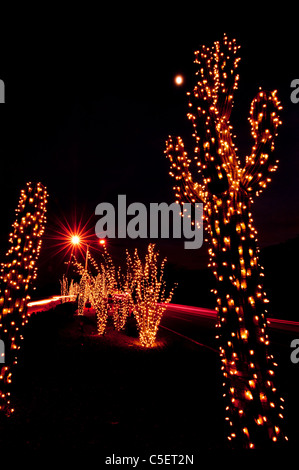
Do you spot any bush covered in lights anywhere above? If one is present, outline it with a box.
[127,244,176,348]
[60,274,79,301]
[89,269,109,335]
[70,243,176,347]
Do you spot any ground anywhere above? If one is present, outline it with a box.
[0,303,298,463]
[0,303,224,457]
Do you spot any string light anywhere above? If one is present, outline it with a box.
[164,34,287,448]
[0,182,48,415]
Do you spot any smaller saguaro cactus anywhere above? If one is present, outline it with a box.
[0,182,48,415]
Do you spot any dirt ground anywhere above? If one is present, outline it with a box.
[0,304,224,457]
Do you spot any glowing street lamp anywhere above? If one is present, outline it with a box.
[71,235,80,246]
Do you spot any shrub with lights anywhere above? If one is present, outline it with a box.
[112,263,134,332]
[72,251,110,333]
[60,274,69,301]
[128,243,176,348]
[89,269,109,335]
[71,254,91,316]
[77,271,89,316]
[0,182,48,415]
[165,35,287,448]
[72,244,176,345]
[60,275,79,302]
[68,278,79,298]
[100,248,128,331]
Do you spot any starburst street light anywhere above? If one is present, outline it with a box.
[71,235,80,246]
[46,212,110,281]
[46,212,95,263]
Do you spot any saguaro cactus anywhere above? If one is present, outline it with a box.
[165,35,287,448]
[0,182,48,415]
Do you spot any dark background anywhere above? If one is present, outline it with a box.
[0,9,298,318]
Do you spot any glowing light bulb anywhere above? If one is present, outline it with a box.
[71,235,80,245]
[174,74,184,86]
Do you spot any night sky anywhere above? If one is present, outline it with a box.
[0,12,298,303]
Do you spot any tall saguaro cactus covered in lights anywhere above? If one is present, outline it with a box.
[165,35,287,449]
[0,182,48,415]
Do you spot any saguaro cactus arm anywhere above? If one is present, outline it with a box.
[241,90,282,195]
